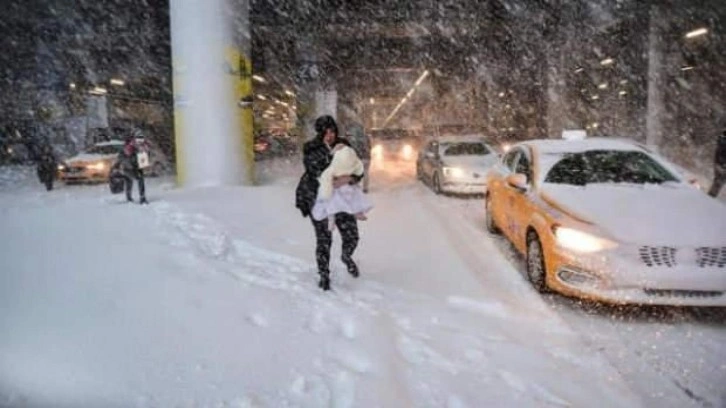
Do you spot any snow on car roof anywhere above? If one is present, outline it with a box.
[521,137,646,155]
[95,140,125,147]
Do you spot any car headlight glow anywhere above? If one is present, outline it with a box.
[401,144,413,160]
[554,226,617,253]
[57,164,65,171]
[89,162,106,171]
[443,166,465,178]
[372,144,383,159]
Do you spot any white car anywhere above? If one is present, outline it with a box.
[485,137,726,306]
[416,136,499,194]
[59,139,168,183]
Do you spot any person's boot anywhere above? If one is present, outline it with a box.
[126,196,134,203]
[318,274,331,291]
[139,197,149,205]
[342,257,359,278]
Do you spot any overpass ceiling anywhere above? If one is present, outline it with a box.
[250,0,528,81]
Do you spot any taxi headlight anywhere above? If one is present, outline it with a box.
[553,226,617,253]
[443,166,465,178]
[372,144,383,159]
[401,144,413,160]
[88,162,106,171]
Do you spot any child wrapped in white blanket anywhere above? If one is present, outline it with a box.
[311,144,373,230]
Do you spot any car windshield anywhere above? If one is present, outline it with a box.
[370,129,415,140]
[442,142,490,156]
[86,144,124,155]
[544,150,678,186]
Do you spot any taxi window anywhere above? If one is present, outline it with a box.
[544,150,678,186]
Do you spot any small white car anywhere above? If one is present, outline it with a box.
[416,136,499,195]
[59,139,168,183]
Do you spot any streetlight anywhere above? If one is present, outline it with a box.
[252,75,267,83]
[110,78,125,86]
[256,94,267,100]
[685,28,708,39]
[600,58,614,66]
[89,86,108,95]
[284,90,295,97]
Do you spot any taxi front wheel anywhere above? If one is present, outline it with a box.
[526,231,549,293]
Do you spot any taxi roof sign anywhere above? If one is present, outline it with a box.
[562,129,587,140]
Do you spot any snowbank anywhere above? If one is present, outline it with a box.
[0,165,36,192]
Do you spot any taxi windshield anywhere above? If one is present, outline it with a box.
[544,150,678,186]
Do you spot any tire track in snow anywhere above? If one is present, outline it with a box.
[419,192,721,408]
[415,191,646,407]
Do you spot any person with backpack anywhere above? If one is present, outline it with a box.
[36,144,57,191]
[114,135,148,204]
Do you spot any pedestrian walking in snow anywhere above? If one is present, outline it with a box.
[295,115,363,291]
[708,129,726,198]
[311,143,373,230]
[113,135,148,204]
[36,144,57,191]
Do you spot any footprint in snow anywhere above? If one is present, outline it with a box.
[248,313,269,327]
[447,395,469,408]
[340,317,357,339]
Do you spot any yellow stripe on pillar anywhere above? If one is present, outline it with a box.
[226,47,255,185]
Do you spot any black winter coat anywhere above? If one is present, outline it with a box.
[716,133,726,167]
[295,137,357,217]
[116,145,140,175]
[36,152,56,183]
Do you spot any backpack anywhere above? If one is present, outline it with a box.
[136,142,151,169]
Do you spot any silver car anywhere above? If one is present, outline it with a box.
[416,136,499,195]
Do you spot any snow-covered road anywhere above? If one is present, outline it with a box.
[0,161,724,407]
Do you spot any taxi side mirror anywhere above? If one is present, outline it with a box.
[506,173,528,192]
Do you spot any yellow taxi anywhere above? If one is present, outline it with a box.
[485,137,726,306]
[58,141,122,183]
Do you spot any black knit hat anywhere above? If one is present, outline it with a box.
[314,115,338,137]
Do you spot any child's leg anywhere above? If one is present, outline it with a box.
[328,215,336,231]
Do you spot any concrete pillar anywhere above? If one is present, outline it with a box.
[295,36,337,140]
[545,17,570,139]
[170,0,251,187]
[646,5,666,150]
